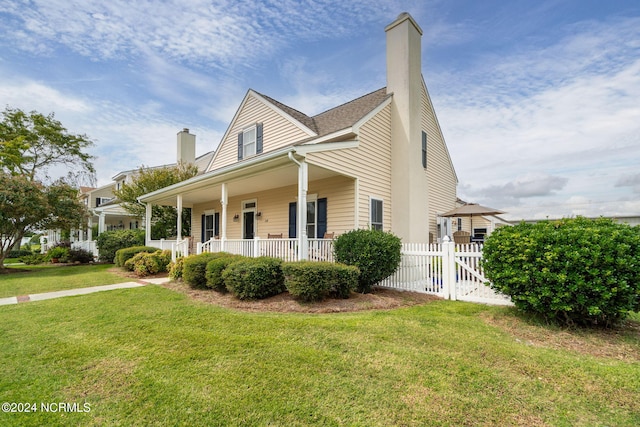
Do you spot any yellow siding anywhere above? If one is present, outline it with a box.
[191,176,355,242]
[209,94,312,171]
[307,104,392,231]
[421,84,457,237]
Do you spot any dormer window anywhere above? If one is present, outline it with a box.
[237,123,263,160]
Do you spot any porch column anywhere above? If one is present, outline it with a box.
[176,194,183,241]
[145,203,152,244]
[98,213,106,235]
[88,217,93,242]
[221,183,228,250]
[298,160,308,260]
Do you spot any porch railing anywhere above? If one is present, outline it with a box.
[194,237,334,263]
[147,239,176,251]
[259,238,298,261]
[171,238,190,262]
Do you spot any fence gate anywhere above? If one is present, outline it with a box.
[378,239,512,306]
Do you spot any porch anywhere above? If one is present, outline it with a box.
[139,148,363,263]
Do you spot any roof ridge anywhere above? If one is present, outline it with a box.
[312,87,387,119]
[254,90,319,134]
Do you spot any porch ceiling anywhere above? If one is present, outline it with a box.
[148,156,346,207]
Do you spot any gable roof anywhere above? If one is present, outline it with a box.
[256,87,390,138]
[312,88,390,136]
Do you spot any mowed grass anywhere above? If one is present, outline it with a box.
[1,284,639,426]
[0,264,132,298]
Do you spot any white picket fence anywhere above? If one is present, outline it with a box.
[378,239,513,306]
[192,236,511,306]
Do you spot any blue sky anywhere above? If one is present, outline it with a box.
[1,0,639,220]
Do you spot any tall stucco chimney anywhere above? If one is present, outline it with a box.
[385,12,429,243]
[177,128,196,164]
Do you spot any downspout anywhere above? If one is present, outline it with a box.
[288,151,308,260]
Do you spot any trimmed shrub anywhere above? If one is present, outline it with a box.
[333,229,402,293]
[182,253,220,288]
[116,246,161,269]
[205,253,246,292]
[482,217,640,326]
[125,250,172,277]
[96,229,145,262]
[223,257,285,300]
[282,261,359,302]
[67,248,95,264]
[169,257,185,281]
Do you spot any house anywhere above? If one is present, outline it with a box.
[43,129,214,255]
[138,12,458,260]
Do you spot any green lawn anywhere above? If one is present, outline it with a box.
[1,284,639,426]
[0,264,132,298]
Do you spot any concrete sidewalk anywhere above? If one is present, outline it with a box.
[0,277,171,306]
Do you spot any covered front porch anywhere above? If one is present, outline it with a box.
[139,147,358,262]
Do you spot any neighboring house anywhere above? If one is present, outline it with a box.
[43,129,214,256]
[443,199,510,243]
[139,12,458,259]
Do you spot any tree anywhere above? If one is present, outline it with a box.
[0,107,94,183]
[0,107,95,269]
[0,174,87,268]
[113,162,198,239]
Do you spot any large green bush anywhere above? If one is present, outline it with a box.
[96,229,145,262]
[182,252,221,288]
[482,217,640,326]
[115,246,161,268]
[222,257,285,300]
[205,253,246,292]
[333,229,402,293]
[282,261,359,302]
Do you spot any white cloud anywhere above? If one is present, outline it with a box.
[0,79,91,114]
[1,0,402,69]
[435,15,640,218]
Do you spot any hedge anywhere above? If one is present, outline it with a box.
[282,261,359,302]
[222,257,285,300]
[205,253,246,292]
[182,252,225,288]
[482,217,640,326]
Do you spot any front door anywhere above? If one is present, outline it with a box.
[243,211,255,239]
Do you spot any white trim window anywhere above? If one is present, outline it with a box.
[370,198,383,231]
[243,126,257,157]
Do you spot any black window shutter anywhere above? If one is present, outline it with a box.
[422,131,427,169]
[201,214,205,242]
[214,212,220,237]
[288,202,297,238]
[256,123,263,154]
[237,131,243,160]
[317,198,327,238]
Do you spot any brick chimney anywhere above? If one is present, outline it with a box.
[177,128,196,164]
